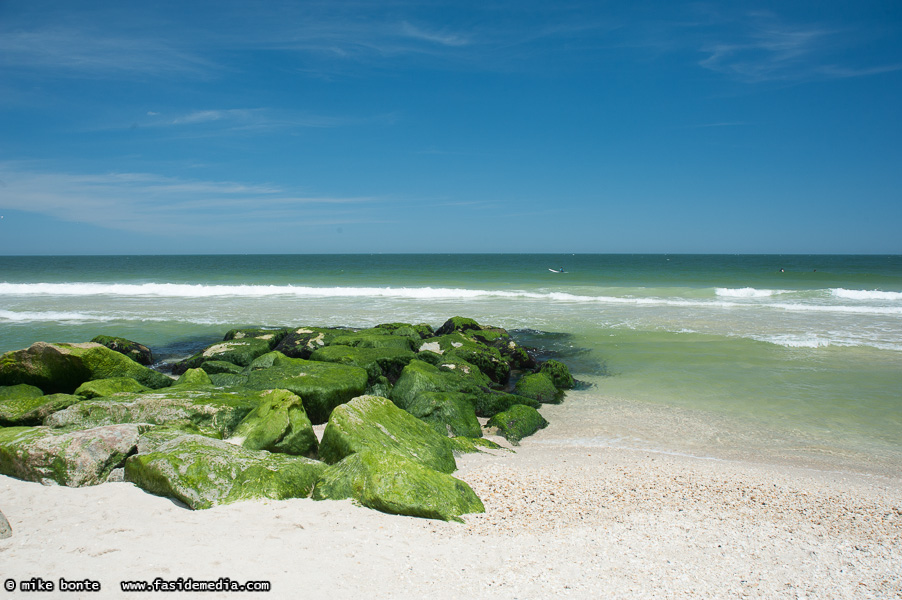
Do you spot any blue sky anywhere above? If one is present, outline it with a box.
[0,0,900,254]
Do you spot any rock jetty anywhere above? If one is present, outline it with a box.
[0,317,573,522]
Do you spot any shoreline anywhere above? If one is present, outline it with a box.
[2,423,900,599]
[534,385,902,481]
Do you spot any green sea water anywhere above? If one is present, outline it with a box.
[2,254,900,475]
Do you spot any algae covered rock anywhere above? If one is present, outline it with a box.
[391,359,538,418]
[319,395,456,474]
[331,333,415,352]
[75,377,151,399]
[514,372,563,404]
[1,383,44,403]
[124,434,326,510]
[423,333,510,384]
[309,344,415,383]
[449,436,505,454]
[173,338,273,375]
[0,392,81,427]
[45,388,264,438]
[486,404,548,445]
[436,316,482,336]
[539,359,575,390]
[243,353,368,424]
[223,327,288,348]
[173,368,214,388]
[272,327,347,359]
[228,389,318,457]
[390,359,484,411]
[90,335,154,366]
[200,360,244,375]
[0,423,145,486]
[312,449,483,522]
[0,342,173,394]
[372,322,434,339]
[405,392,482,439]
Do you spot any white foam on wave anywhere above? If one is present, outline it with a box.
[831,288,902,301]
[3,282,902,316]
[715,287,781,298]
[0,309,118,323]
[0,282,553,301]
[752,333,902,352]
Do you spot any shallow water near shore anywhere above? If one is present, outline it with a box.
[2,253,900,476]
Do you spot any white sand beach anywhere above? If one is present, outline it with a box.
[2,415,900,600]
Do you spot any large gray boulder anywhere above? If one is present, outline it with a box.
[0,424,146,486]
[44,388,266,438]
[0,509,11,539]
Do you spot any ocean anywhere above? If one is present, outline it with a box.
[2,254,900,476]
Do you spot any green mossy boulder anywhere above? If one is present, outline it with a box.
[331,333,415,352]
[405,392,482,438]
[200,360,245,375]
[414,352,493,385]
[0,423,146,486]
[391,359,536,418]
[90,335,154,366]
[44,388,265,438]
[227,389,318,457]
[223,327,288,348]
[0,342,174,394]
[514,372,564,404]
[1,383,45,401]
[173,368,214,388]
[436,316,482,336]
[391,359,486,410]
[366,375,393,398]
[319,395,456,474]
[372,322,435,339]
[539,359,575,390]
[419,333,510,384]
[272,327,348,359]
[486,404,549,445]
[312,449,483,522]
[449,436,505,454]
[208,373,250,387]
[75,377,151,399]
[471,390,540,418]
[172,338,273,375]
[124,434,326,510]
[243,353,368,424]
[0,392,81,427]
[309,345,416,384]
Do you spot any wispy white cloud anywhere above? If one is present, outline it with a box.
[0,27,214,78]
[399,22,471,47]
[695,11,900,83]
[153,108,362,131]
[0,164,379,237]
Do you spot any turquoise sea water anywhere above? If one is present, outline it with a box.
[2,254,901,476]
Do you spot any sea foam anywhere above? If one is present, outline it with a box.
[3,282,902,316]
[831,288,902,301]
[715,287,781,298]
